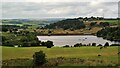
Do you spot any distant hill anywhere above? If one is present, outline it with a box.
[2,18,64,26]
[44,18,85,30]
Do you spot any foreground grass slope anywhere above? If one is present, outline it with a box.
[2,46,118,62]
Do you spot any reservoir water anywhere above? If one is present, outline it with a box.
[37,35,119,46]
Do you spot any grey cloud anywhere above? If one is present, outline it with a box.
[2,2,118,19]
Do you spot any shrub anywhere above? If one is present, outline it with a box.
[41,41,54,48]
[110,44,120,46]
[90,22,97,26]
[63,45,69,47]
[41,42,45,46]
[92,43,96,46]
[104,42,109,47]
[45,41,54,48]
[98,44,102,46]
[74,43,80,47]
[99,22,109,27]
[33,51,46,66]
[100,47,103,49]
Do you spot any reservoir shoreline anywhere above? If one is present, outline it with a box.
[37,35,119,46]
[37,33,96,36]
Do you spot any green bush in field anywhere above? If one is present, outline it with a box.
[33,51,46,66]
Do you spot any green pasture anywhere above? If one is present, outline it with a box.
[93,20,119,23]
[2,46,119,63]
[103,20,119,23]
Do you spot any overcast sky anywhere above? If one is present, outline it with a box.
[1,0,119,19]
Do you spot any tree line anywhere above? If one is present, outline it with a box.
[2,33,54,48]
[63,42,120,48]
[97,27,120,42]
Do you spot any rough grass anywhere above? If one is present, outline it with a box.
[1,46,119,67]
[2,46,118,62]
[92,20,119,23]
[2,57,119,67]
[36,27,102,35]
[102,20,119,23]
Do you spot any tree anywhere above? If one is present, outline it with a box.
[2,28,8,32]
[2,36,6,42]
[74,43,80,47]
[48,30,52,34]
[98,44,102,46]
[63,45,69,47]
[83,17,88,21]
[41,42,45,46]
[31,41,39,46]
[99,22,109,27]
[33,51,46,66]
[92,43,96,46]
[90,22,97,27]
[104,42,109,46]
[110,44,120,46]
[45,41,54,48]
[97,27,120,42]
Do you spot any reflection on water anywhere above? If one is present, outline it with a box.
[37,35,119,46]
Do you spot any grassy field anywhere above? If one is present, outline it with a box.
[1,46,119,67]
[102,20,119,23]
[91,20,120,23]
[35,27,102,35]
[2,46,119,62]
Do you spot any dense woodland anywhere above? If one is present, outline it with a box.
[1,25,54,48]
[2,32,39,47]
[97,27,120,42]
[44,19,85,30]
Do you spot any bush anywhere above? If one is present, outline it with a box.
[63,45,69,47]
[41,42,45,46]
[98,44,102,46]
[45,41,54,48]
[110,44,120,46]
[40,41,54,48]
[99,22,109,27]
[90,22,97,27]
[92,43,96,46]
[74,43,80,47]
[33,51,46,66]
[104,42,109,47]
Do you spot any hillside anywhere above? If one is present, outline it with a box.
[2,18,64,26]
[44,18,85,30]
